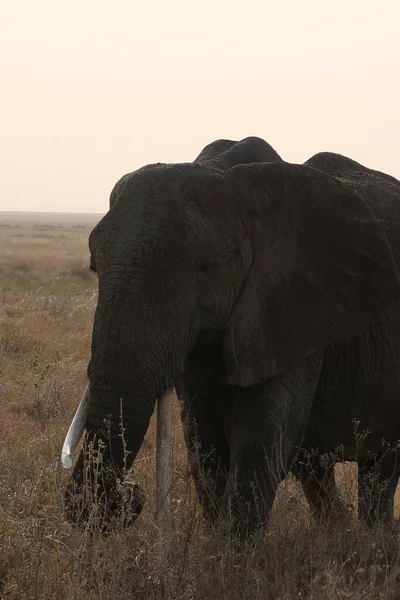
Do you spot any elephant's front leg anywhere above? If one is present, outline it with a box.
[358,450,400,526]
[292,454,351,523]
[178,378,231,524]
[222,352,323,539]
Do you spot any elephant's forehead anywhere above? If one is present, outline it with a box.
[122,163,191,195]
[91,199,216,261]
[89,162,236,258]
[113,162,228,208]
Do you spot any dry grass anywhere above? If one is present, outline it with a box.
[1,211,400,599]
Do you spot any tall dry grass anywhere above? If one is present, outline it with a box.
[1,214,400,599]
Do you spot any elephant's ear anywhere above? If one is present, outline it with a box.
[223,162,400,386]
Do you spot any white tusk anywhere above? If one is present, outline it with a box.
[61,382,90,469]
[156,388,174,572]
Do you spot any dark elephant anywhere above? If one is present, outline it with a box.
[64,136,400,539]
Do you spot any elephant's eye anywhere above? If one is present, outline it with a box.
[197,257,215,275]
[197,259,217,284]
[199,261,214,273]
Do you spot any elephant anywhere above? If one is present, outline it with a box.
[64,136,400,539]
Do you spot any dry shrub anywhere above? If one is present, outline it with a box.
[1,215,400,599]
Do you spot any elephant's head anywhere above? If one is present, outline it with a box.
[64,139,400,531]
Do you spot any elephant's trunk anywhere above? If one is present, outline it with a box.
[63,292,184,531]
[64,387,157,474]
[64,388,156,532]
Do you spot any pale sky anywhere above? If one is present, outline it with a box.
[1,0,399,213]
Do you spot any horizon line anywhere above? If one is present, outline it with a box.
[0,209,104,215]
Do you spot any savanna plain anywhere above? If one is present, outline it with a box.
[2,210,400,600]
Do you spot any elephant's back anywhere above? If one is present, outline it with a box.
[195,136,283,170]
[306,152,400,268]
[306,152,400,187]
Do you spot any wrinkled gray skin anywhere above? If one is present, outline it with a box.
[65,136,400,538]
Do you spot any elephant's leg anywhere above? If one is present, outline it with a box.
[292,455,350,523]
[358,451,400,526]
[178,380,231,523]
[220,351,323,539]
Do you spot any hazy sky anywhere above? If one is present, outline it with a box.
[1,0,399,213]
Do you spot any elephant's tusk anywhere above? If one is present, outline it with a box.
[156,389,174,570]
[61,382,90,468]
